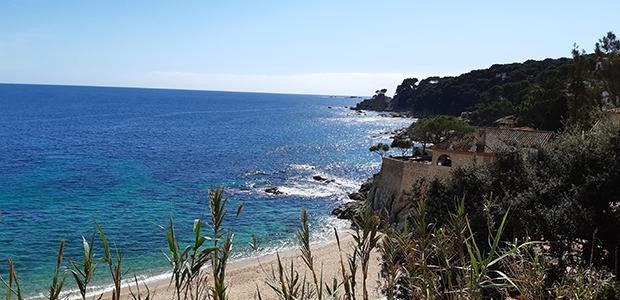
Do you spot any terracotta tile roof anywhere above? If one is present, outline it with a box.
[434,127,554,153]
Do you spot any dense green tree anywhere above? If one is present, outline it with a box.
[595,31,620,107]
[567,44,597,127]
[390,139,412,156]
[392,78,419,110]
[407,115,474,150]
[369,143,390,157]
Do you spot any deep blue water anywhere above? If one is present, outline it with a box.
[0,84,412,297]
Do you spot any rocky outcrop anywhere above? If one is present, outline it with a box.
[378,112,413,118]
[331,178,374,220]
[354,90,392,111]
[359,177,374,194]
[313,175,335,183]
[331,201,364,220]
[348,192,365,201]
[265,187,283,195]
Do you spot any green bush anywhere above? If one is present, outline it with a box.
[413,121,620,282]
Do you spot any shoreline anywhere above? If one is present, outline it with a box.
[51,227,349,300]
[10,105,405,300]
[90,230,381,300]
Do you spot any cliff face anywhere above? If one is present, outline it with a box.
[365,157,448,225]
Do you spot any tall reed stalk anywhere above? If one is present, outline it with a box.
[352,207,381,300]
[1,259,24,300]
[161,215,217,300]
[128,274,153,300]
[334,229,354,300]
[48,241,66,300]
[97,224,123,300]
[262,253,314,300]
[208,188,243,300]
[68,235,97,300]
[296,208,321,298]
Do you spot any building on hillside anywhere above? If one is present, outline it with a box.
[368,127,555,224]
[431,127,554,169]
[368,111,620,224]
[378,127,555,188]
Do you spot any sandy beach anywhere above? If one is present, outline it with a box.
[101,233,382,300]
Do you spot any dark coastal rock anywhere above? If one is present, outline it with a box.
[379,112,413,118]
[348,192,365,201]
[313,175,326,181]
[359,178,374,194]
[332,177,374,220]
[312,175,335,183]
[354,91,392,111]
[390,112,411,118]
[265,187,283,195]
[391,128,408,140]
[331,201,364,220]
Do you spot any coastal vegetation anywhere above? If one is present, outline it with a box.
[413,120,620,280]
[389,139,412,156]
[407,115,474,153]
[368,143,390,157]
[359,32,620,131]
[356,31,620,298]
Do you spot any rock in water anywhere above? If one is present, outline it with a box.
[265,187,283,195]
[354,91,392,111]
[313,175,326,181]
[312,175,334,183]
[331,201,364,220]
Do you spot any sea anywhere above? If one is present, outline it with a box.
[0,84,413,297]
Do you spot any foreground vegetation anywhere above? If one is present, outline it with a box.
[3,160,620,300]
[0,189,384,300]
[415,118,620,268]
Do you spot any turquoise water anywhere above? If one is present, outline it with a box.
[0,84,412,297]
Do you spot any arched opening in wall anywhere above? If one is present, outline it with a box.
[437,154,452,167]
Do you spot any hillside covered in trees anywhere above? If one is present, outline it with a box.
[357,32,620,131]
[392,58,573,130]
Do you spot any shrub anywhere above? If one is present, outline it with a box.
[413,121,620,284]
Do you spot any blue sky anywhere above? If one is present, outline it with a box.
[1,0,619,95]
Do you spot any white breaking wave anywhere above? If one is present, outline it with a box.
[289,163,316,171]
[325,110,415,126]
[274,169,360,199]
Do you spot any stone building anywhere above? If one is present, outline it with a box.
[367,127,554,224]
[431,127,554,168]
